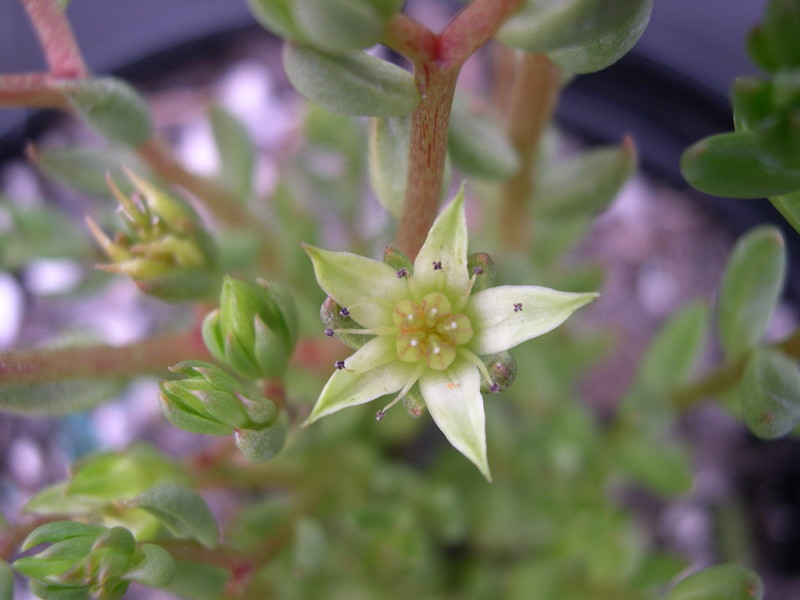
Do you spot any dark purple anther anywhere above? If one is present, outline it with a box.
[513,303,523,313]
[433,261,443,270]
[396,268,408,278]
[490,382,500,393]
[334,360,345,370]
[325,328,335,337]
[339,307,350,317]
[473,266,484,275]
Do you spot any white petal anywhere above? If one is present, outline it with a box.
[303,360,416,426]
[420,359,490,481]
[468,286,598,354]
[412,186,469,297]
[303,243,407,328]
[342,335,397,373]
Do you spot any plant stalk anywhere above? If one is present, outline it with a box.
[0,73,70,108]
[19,0,88,79]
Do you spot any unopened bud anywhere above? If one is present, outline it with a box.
[402,386,426,418]
[203,277,298,379]
[479,351,517,394]
[468,252,495,292]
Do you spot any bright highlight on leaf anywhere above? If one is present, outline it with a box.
[302,187,597,480]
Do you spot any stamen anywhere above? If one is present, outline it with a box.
[473,266,484,275]
[454,272,478,312]
[339,307,350,317]
[324,328,334,337]
[514,303,523,313]
[396,268,408,278]
[433,260,443,270]
[334,360,345,370]
[375,363,425,420]
[457,347,493,388]
[490,382,500,393]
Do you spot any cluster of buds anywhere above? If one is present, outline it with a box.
[14,521,175,600]
[86,169,218,303]
[159,360,288,461]
[202,276,298,380]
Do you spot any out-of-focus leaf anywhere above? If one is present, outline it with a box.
[770,188,800,233]
[665,564,764,600]
[447,104,519,180]
[537,137,636,218]
[0,379,124,416]
[282,43,420,117]
[718,226,786,360]
[638,302,708,392]
[209,105,255,203]
[681,131,800,198]
[499,0,647,54]
[246,0,306,41]
[0,560,12,600]
[23,483,103,516]
[68,444,182,501]
[53,78,153,147]
[545,0,653,74]
[161,561,227,600]
[756,107,800,165]
[291,0,386,54]
[21,521,105,550]
[31,145,145,199]
[129,484,218,548]
[747,0,800,74]
[732,77,773,133]
[125,544,176,588]
[617,433,692,496]
[741,348,800,439]
[368,116,410,218]
[293,517,327,574]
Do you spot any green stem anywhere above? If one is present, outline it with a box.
[0,329,210,385]
[500,53,562,250]
[19,0,88,79]
[672,327,800,410]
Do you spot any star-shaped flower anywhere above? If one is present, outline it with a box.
[302,189,597,480]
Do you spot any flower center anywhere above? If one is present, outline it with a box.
[392,292,473,371]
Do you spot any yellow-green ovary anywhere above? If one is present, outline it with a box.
[393,292,473,370]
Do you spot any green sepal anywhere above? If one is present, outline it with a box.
[282,43,420,117]
[129,484,218,548]
[447,104,519,180]
[234,411,289,462]
[742,348,800,439]
[53,78,153,147]
[466,252,496,293]
[478,351,517,394]
[718,226,786,360]
[320,296,373,350]
[681,131,800,198]
[665,564,764,600]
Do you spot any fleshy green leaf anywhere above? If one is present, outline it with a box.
[468,286,597,355]
[234,411,290,462]
[732,77,774,133]
[160,561,227,600]
[303,338,415,425]
[246,0,307,41]
[545,0,653,74]
[209,105,255,203]
[498,0,648,55]
[129,484,218,548]
[742,348,800,439]
[537,136,637,218]
[718,226,786,360]
[124,544,176,588]
[29,581,89,600]
[420,358,490,481]
[53,78,153,146]
[0,380,124,416]
[302,244,405,328]
[447,104,519,180]
[282,43,420,117]
[747,0,800,74]
[413,187,470,296]
[22,521,105,551]
[681,131,800,198]
[770,188,800,233]
[368,116,410,219]
[665,564,764,600]
[291,0,386,54]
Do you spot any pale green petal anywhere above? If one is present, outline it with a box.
[303,243,407,328]
[420,359,491,481]
[468,286,598,354]
[303,336,410,425]
[412,186,469,297]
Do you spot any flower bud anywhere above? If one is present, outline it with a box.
[479,351,517,394]
[87,170,219,303]
[320,296,372,350]
[159,361,278,436]
[402,386,426,418]
[467,252,495,292]
[202,277,298,379]
[234,411,290,462]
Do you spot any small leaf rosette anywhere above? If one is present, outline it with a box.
[202,276,299,380]
[302,188,597,480]
[86,169,218,303]
[14,521,175,600]
[160,361,288,461]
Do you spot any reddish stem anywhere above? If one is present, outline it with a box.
[0,73,69,108]
[383,13,438,68]
[440,0,525,67]
[0,329,211,385]
[19,0,88,78]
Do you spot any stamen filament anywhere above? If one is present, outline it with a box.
[335,327,397,336]
[457,347,493,388]
[454,272,478,312]
[376,362,426,420]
